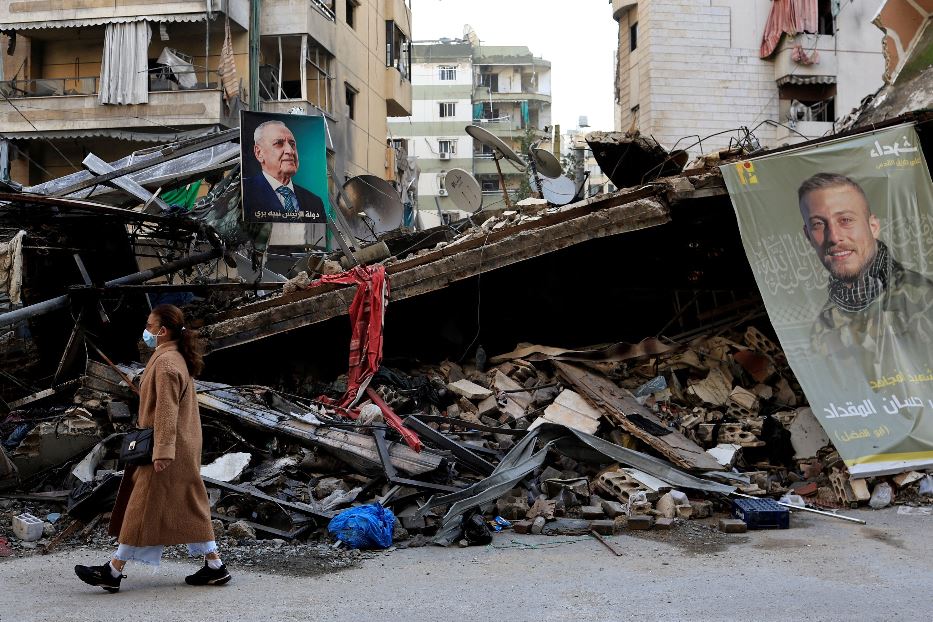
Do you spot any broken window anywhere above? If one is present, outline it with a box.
[439,65,457,81]
[345,82,357,120]
[257,36,334,113]
[478,71,498,92]
[779,82,836,123]
[438,102,456,118]
[630,22,638,52]
[478,102,499,120]
[385,20,411,80]
[480,177,499,192]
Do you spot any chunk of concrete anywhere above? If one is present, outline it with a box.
[787,407,831,459]
[227,520,257,540]
[200,452,252,483]
[447,379,493,401]
[590,519,617,536]
[655,517,674,530]
[528,389,601,434]
[600,500,627,519]
[580,505,605,520]
[719,518,747,533]
[626,515,654,530]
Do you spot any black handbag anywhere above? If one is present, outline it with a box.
[119,428,154,465]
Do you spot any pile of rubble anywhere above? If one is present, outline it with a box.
[2,322,932,562]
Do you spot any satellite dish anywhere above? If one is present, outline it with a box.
[339,175,405,240]
[465,125,525,169]
[529,170,576,206]
[530,147,562,179]
[445,168,482,213]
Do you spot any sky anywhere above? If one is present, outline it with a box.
[410,0,618,131]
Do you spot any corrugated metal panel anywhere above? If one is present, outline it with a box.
[0,14,206,30]
[3,126,223,143]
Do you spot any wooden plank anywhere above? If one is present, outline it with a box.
[554,362,722,471]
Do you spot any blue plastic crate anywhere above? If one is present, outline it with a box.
[731,498,789,529]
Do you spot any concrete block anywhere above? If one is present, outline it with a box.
[689,499,713,519]
[590,519,617,536]
[655,517,674,530]
[12,513,44,542]
[580,505,605,520]
[601,500,627,519]
[626,515,654,530]
[719,518,748,534]
[447,379,492,401]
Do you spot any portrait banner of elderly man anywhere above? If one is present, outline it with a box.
[722,124,933,477]
[240,111,328,223]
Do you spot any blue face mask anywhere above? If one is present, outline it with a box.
[142,328,160,349]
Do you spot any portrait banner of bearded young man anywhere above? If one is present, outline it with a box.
[722,124,933,478]
[240,111,328,223]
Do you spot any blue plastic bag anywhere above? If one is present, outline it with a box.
[327,503,396,549]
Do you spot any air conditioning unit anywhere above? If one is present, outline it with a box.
[439,152,451,160]
[438,189,449,196]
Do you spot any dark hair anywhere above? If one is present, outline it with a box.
[798,173,870,218]
[150,304,204,377]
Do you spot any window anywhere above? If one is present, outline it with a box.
[346,0,358,28]
[816,0,834,35]
[439,102,456,118]
[481,178,499,192]
[478,71,498,92]
[439,65,457,81]
[438,139,456,155]
[345,83,357,120]
[385,20,411,80]
[630,22,638,51]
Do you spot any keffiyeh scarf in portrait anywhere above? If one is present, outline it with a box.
[828,240,902,312]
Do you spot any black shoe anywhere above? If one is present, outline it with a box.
[185,563,231,586]
[74,562,124,593]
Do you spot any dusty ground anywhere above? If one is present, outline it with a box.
[0,507,929,622]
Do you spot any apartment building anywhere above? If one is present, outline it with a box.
[389,36,551,217]
[0,0,412,247]
[611,0,886,153]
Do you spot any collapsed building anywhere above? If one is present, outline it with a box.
[2,4,933,558]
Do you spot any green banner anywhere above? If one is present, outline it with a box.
[721,124,933,477]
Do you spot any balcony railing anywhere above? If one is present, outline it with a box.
[310,0,336,22]
[0,77,99,98]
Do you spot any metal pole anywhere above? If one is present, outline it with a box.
[493,155,512,210]
[249,0,261,111]
[0,249,222,328]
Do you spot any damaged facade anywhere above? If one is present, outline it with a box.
[1,0,932,572]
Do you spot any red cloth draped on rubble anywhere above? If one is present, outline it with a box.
[760,0,819,58]
[316,264,389,410]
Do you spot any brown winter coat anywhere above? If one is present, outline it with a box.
[108,342,214,546]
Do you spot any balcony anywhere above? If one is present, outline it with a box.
[385,66,412,117]
[612,0,638,21]
[384,0,412,30]
[0,0,249,29]
[0,78,229,133]
[474,86,551,103]
[773,34,838,85]
[261,0,337,54]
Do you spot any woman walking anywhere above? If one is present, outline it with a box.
[75,304,231,592]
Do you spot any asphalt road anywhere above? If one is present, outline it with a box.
[0,507,929,622]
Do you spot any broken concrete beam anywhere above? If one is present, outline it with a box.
[719,518,748,534]
[10,414,102,480]
[447,379,492,401]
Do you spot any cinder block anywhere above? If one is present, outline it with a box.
[655,517,674,530]
[689,499,713,519]
[601,500,627,519]
[590,520,617,536]
[13,513,44,542]
[627,515,654,531]
[719,518,748,534]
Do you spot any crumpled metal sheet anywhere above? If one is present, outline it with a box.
[422,422,734,546]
